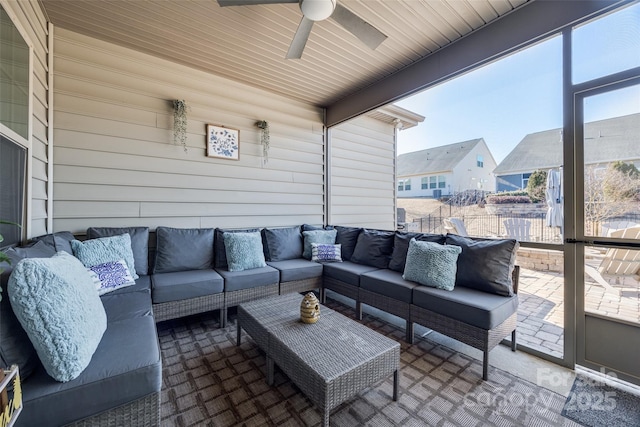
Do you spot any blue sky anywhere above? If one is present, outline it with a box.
[396,3,640,165]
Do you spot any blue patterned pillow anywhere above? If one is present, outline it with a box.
[8,252,107,382]
[302,229,337,260]
[71,234,138,280]
[223,231,267,272]
[87,259,136,295]
[311,243,342,263]
[403,239,462,291]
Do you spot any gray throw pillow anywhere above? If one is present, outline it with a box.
[154,227,214,273]
[87,227,149,276]
[350,229,394,269]
[388,232,446,273]
[262,226,303,261]
[403,239,461,291]
[214,228,260,269]
[223,231,267,272]
[445,234,519,296]
[30,231,76,254]
[302,229,337,260]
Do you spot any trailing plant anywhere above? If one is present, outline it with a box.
[256,120,270,162]
[173,100,189,153]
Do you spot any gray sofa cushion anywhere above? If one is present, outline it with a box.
[262,226,303,261]
[19,315,161,427]
[360,269,417,303]
[106,275,151,295]
[101,290,153,323]
[30,231,75,254]
[154,227,214,273]
[322,261,379,287]
[87,227,150,276]
[333,226,361,261]
[413,286,519,330]
[388,232,446,273]
[216,266,279,292]
[350,229,394,269]
[267,259,323,282]
[214,228,260,269]
[151,269,224,304]
[446,234,519,297]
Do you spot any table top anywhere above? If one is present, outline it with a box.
[239,294,400,380]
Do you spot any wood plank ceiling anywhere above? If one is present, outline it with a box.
[41,0,528,107]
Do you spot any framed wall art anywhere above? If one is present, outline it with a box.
[206,124,239,160]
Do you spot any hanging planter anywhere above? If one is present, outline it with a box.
[173,100,189,153]
[256,120,270,162]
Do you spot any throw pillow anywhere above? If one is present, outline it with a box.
[87,259,136,295]
[30,231,76,254]
[8,252,107,382]
[388,232,446,273]
[223,231,267,272]
[350,229,394,269]
[333,226,361,261]
[214,228,260,269]
[262,226,303,261]
[445,234,519,296]
[154,227,214,273]
[302,229,337,260]
[403,239,462,290]
[87,227,149,276]
[311,243,342,263]
[71,233,139,280]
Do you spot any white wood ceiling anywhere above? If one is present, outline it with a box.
[41,0,529,107]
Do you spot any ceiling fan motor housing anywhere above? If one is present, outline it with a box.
[300,0,337,21]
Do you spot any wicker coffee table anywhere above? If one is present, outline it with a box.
[237,293,400,427]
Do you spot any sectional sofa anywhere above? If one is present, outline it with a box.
[0,224,519,426]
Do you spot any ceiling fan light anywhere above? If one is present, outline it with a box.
[300,0,336,21]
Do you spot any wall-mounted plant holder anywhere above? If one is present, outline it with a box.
[173,100,189,153]
[256,120,270,163]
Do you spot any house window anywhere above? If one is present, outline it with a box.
[398,180,404,191]
[429,176,437,189]
[438,176,446,189]
[404,179,411,191]
[0,5,30,247]
[421,177,428,189]
[477,155,484,168]
[522,172,532,189]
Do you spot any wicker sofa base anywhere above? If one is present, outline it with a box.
[66,391,160,427]
[280,277,322,295]
[358,288,414,343]
[410,305,517,380]
[153,292,225,324]
[222,283,279,327]
[321,276,359,308]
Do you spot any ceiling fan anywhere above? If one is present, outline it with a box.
[217,0,387,59]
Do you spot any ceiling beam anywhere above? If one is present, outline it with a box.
[325,0,628,127]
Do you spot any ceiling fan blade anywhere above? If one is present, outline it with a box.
[286,17,314,59]
[330,3,387,50]
[217,0,297,7]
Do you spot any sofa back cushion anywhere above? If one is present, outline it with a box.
[333,226,361,261]
[87,227,149,276]
[445,234,519,296]
[72,234,139,280]
[154,227,214,273]
[262,226,303,261]
[214,228,260,269]
[8,252,107,382]
[350,229,395,269]
[388,232,446,273]
[30,231,76,254]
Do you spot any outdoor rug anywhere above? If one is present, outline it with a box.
[157,298,581,426]
[561,374,640,427]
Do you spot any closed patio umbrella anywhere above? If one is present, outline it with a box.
[545,168,563,235]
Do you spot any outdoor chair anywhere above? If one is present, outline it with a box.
[600,220,640,237]
[504,218,531,241]
[443,217,468,236]
[584,226,640,295]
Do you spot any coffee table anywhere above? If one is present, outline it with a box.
[237,293,400,427]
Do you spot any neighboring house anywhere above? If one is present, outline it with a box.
[397,139,497,198]
[494,113,640,191]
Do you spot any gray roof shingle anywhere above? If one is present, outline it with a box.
[397,138,483,176]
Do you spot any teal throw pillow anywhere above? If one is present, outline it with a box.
[71,233,139,280]
[402,239,462,291]
[302,229,337,260]
[8,252,107,382]
[223,231,267,272]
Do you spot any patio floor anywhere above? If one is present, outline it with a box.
[517,252,640,359]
